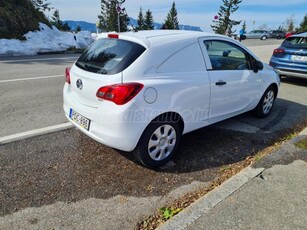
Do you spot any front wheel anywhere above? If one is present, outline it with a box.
[260,35,267,40]
[133,118,181,169]
[254,86,276,118]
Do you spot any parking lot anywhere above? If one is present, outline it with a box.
[0,39,306,229]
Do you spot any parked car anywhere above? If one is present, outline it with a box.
[285,31,296,38]
[63,30,280,168]
[243,30,271,40]
[269,30,286,39]
[270,32,307,79]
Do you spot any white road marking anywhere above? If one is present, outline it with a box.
[0,123,73,145]
[0,75,63,83]
[0,57,77,63]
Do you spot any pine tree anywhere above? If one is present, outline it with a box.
[144,9,154,30]
[211,0,242,35]
[137,7,144,30]
[76,24,82,32]
[298,14,307,32]
[286,17,295,31]
[50,9,70,31]
[0,0,50,39]
[51,9,61,28]
[98,0,129,32]
[61,22,70,31]
[164,2,179,30]
[30,0,51,12]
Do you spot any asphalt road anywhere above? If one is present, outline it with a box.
[0,40,306,229]
[0,54,80,137]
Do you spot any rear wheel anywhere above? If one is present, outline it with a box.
[261,35,267,40]
[255,86,276,118]
[134,117,181,169]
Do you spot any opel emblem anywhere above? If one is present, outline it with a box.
[76,79,83,90]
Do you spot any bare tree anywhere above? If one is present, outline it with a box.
[258,23,269,30]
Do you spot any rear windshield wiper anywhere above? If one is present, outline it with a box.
[76,61,89,71]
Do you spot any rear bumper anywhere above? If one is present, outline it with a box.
[270,57,307,79]
[63,84,149,152]
[275,69,307,79]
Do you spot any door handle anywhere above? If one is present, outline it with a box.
[215,81,227,86]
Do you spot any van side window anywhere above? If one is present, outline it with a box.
[204,40,251,71]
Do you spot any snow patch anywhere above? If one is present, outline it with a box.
[0,23,94,56]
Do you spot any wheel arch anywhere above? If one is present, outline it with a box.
[269,83,279,98]
[151,111,185,134]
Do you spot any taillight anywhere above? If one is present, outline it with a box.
[96,83,144,105]
[65,67,71,84]
[273,48,285,55]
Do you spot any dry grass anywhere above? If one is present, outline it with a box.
[294,138,307,149]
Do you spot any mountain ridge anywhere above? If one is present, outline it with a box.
[64,19,202,32]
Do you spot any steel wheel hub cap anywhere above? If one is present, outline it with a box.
[263,90,274,114]
[148,124,176,161]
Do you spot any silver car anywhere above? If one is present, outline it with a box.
[245,30,270,40]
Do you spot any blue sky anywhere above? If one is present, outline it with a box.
[47,0,306,32]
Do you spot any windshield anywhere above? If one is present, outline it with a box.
[283,36,307,49]
[76,38,146,75]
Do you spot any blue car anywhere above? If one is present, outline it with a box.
[270,32,307,79]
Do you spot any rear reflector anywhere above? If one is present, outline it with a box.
[96,83,144,105]
[65,67,71,84]
[108,34,119,39]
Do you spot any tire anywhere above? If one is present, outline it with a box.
[133,117,181,169]
[260,35,267,40]
[254,86,276,118]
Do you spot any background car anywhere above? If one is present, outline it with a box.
[270,32,307,79]
[285,31,296,38]
[269,30,286,39]
[63,30,280,168]
[244,30,271,40]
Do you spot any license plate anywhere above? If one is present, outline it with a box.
[69,109,91,130]
[291,55,307,62]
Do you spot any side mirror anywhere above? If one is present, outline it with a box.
[253,61,263,73]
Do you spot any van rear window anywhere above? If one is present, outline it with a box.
[76,38,146,75]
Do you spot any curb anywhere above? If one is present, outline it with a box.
[157,166,265,230]
[0,123,73,145]
[158,126,307,230]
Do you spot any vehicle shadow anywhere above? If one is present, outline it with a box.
[281,77,307,86]
[0,98,306,217]
[120,96,307,173]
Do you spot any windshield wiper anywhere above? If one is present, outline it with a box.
[76,62,88,71]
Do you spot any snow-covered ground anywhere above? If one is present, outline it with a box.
[0,23,94,56]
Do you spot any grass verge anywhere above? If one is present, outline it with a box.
[294,137,307,149]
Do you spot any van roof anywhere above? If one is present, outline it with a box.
[97,30,221,48]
